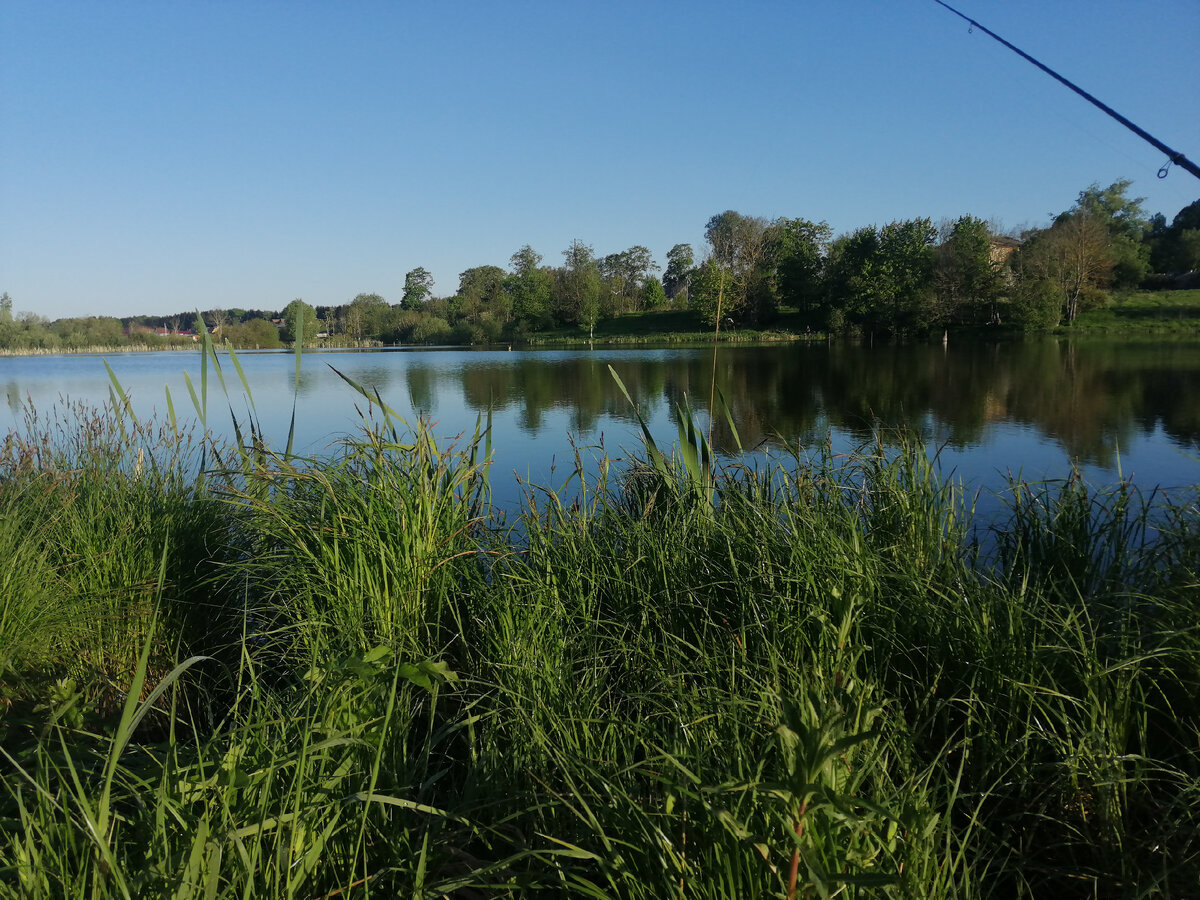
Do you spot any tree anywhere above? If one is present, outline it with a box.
[663,243,694,304]
[1173,198,1200,233]
[1018,213,1112,323]
[876,218,938,333]
[226,317,282,349]
[934,216,1005,326]
[511,244,543,276]
[282,298,318,344]
[346,293,390,341]
[1149,198,1200,273]
[641,275,667,310]
[825,227,878,332]
[1073,179,1149,241]
[702,211,775,324]
[556,240,605,337]
[772,218,832,324]
[1008,261,1062,329]
[825,219,937,335]
[1067,180,1150,287]
[401,267,434,309]
[457,266,508,324]
[688,260,729,327]
[1178,229,1200,272]
[0,292,11,347]
[599,245,659,313]
[343,303,364,343]
[206,308,229,334]
[507,246,553,331]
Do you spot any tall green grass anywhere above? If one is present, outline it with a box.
[1,345,1198,897]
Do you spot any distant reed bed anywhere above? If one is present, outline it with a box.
[0,343,198,357]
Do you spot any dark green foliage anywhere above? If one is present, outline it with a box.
[702,210,775,325]
[688,258,730,326]
[1072,180,1152,288]
[456,264,509,327]
[826,219,938,336]
[223,316,283,348]
[663,242,695,303]
[640,274,667,309]
[507,245,555,331]
[401,266,434,309]
[281,297,319,344]
[599,245,658,313]
[556,240,605,335]
[773,217,833,326]
[935,216,1005,326]
[1150,198,1200,274]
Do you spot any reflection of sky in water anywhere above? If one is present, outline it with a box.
[1,344,1198,518]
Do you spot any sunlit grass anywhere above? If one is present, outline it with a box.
[1070,288,1200,333]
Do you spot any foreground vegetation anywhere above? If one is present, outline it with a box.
[1,342,1198,898]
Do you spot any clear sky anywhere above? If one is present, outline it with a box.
[2,1,1198,321]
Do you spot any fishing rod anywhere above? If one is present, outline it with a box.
[932,0,1200,182]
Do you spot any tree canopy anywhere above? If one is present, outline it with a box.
[4,178,1193,352]
[282,298,319,344]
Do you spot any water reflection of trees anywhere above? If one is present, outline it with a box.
[402,340,1200,465]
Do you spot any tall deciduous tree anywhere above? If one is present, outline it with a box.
[401,267,434,309]
[641,275,667,310]
[688,259,730,327]
[346,293,391,341]
[599,245,658,313]
[1019,213,1113,323]
[826,226,882,332]
[663,243,694,304]
[934,216,1005,326]
[825,219,937,335]
[507,246,553,331]
[1150,198,1200,273]
[772,218,832,325]
[700,211,774,324]
[510,245,542,276]
[1067,180,1150,288]
[556,240,604,338]
[457,266,508,324]
[282,298,318,344]
[206,308,229,333]
[0,293,12,344]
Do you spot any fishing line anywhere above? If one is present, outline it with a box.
[931,0,1200,181]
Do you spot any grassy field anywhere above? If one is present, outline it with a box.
[518,308,811,345]
[1068,289,1200,333]
[531,290,1200,345]
[1,342,1198,898]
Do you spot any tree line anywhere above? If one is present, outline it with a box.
[686,181,1199,337]
[2,180,1196,351]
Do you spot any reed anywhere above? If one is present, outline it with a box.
[1,351,1198,897]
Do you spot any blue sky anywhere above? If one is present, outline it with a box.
[3,1,1198,320]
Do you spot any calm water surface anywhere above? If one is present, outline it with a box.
[3,339,1198,513]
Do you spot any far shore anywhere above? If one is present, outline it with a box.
[3,290,1199,358]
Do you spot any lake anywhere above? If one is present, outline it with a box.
[3,338,1199,515]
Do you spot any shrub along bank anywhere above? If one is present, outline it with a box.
[1,398,1198,898]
